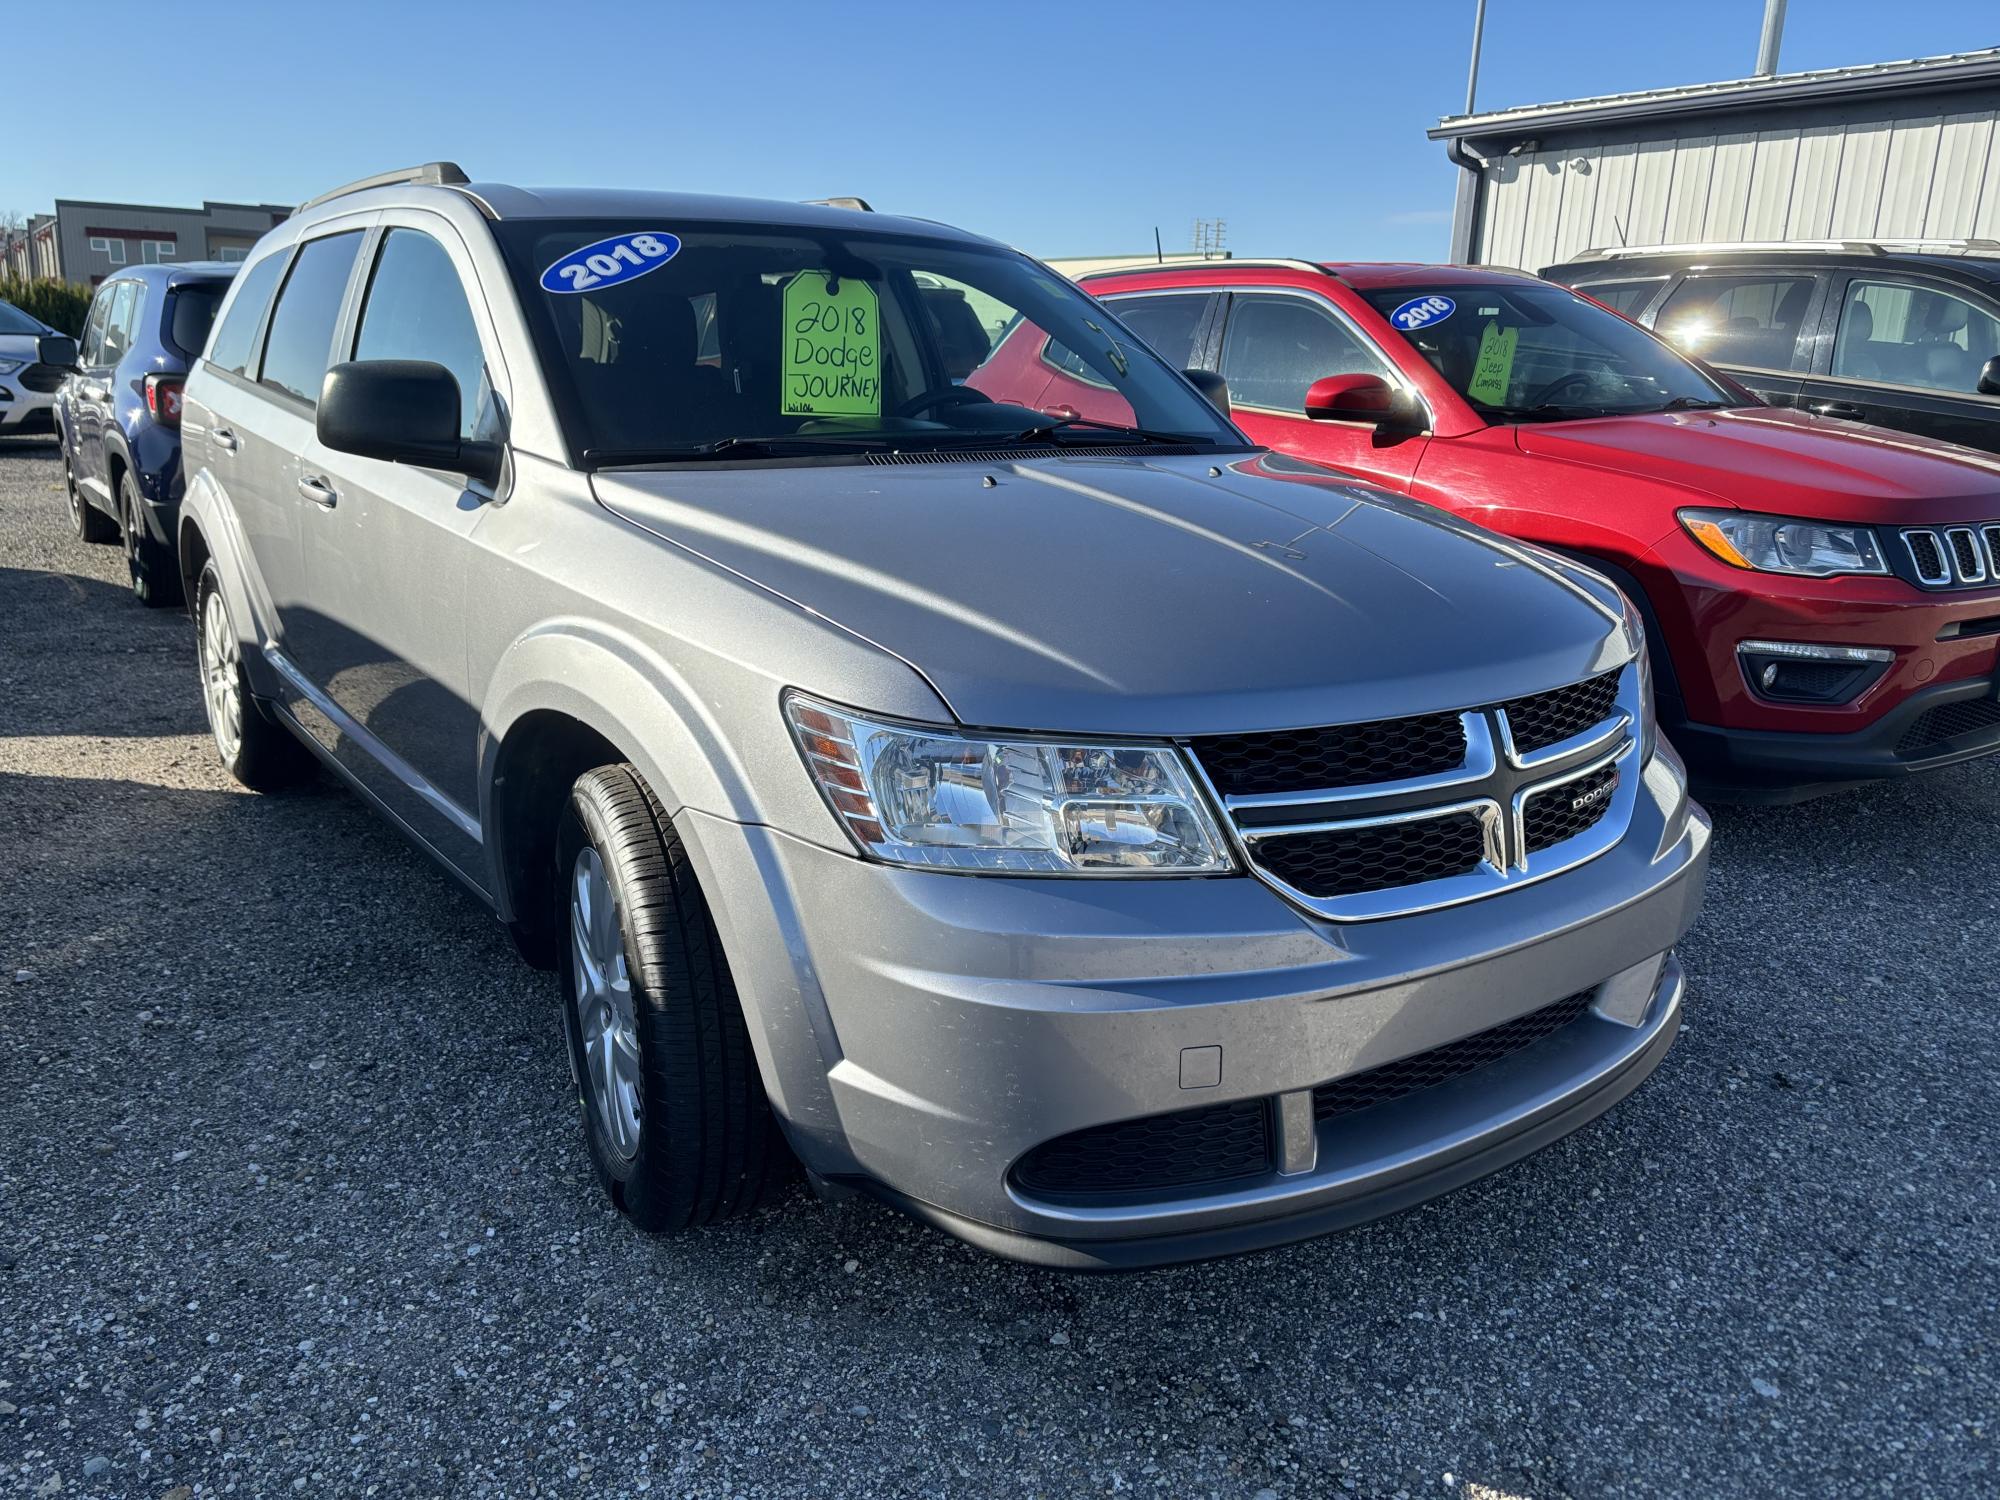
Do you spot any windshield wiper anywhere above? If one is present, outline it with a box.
[1657,395,1734,412]
[1005,416,1212,446]
[1476,403,1621,423]
[583,434,902,466]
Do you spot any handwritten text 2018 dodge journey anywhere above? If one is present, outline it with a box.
[175,165,1710,1267]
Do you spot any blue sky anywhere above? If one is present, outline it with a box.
[9,0,1998,261]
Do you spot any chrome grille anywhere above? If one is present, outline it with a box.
[1948,527,1989,583]
[1499,670,1621,755]
[1252,811,1489,899]
[1196,711,1466,797]
[1522,762,1619,852]
[1192,665,1639,922]
[1901,524,2000,587]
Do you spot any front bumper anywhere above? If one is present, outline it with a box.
[682,745,1710,1268]
[0,374,56,433]
[1672,669,2000,798]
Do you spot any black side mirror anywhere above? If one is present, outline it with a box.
[1979,355,2000,398]
[37,335,78,369]
[1183,368,1230,412]
[317,360,502,486]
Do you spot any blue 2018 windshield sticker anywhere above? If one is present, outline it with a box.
[1388,294,1455,332]
[540,232,682,294]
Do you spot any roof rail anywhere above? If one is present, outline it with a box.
[805,196,874,212]
[1566,237,2000,262]
[297,162,471,214]
[1075,256,1327,280]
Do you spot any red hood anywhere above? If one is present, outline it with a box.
[1512,407,2000,524]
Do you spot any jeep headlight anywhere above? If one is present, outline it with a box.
[1680,508,1887,577]
[786,695,1234,874]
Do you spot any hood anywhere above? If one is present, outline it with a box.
[1513,406,2000,524]
[592,451,1627,736]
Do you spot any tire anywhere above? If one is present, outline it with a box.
[557,763,792,1230]
[121,469,182,608]
[64,443,116,544]
[193,561,313,791]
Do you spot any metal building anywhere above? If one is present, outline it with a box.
[1432,48,2000,271]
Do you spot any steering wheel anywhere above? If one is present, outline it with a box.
[1520,371,1598,408]
[896,386,993,419]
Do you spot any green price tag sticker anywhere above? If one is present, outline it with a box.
[1467,321,1518,406]
[783,272,881,418]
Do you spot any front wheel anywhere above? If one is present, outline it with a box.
[193,561,313,790]
[557,764,792,1230]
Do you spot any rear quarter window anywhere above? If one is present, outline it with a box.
[166,282,228,361]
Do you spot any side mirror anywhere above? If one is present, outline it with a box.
[317,360,502,486]
[1979,355,2000,397]
[1183,368,1230,412]
[1304,373,1403,424]
[37,335,78,369]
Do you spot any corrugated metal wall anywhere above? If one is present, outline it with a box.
[1475,110,2000,270]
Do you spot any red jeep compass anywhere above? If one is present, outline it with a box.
[1071,260,2000,798]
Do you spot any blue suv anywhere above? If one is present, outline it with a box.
[52,262,237,605]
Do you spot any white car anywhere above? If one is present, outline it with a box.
[0,299,63,437]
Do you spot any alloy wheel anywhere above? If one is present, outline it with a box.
[570,846,642,1160]
[199,590,244,762]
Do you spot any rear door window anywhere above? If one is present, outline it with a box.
[1656,273,1818,371]
[1104,293,1209,369]
[1220,294,1389,414]
[352,228,492,439]
[99,282,142,368]
[1832,278,2000,394]
[1572,279,1665,319]
[207,251,288,375]
[258,232,363,408]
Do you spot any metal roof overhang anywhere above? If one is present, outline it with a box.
[1430,47,2000,145]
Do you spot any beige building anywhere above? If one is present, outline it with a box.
[3,196,290,286]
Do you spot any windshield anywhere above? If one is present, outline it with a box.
[494,220,1247,463]
[0,301,46,337]
[1363,282,1738,422]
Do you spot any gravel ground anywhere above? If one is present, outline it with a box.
[0,432,1993,1500]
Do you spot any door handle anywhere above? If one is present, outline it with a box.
[1810,400,1865,420]
[297,475,338,509]
[212,427,239,453]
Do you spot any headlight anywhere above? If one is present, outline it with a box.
[786,695,1234,875]
[1620,590,1657,766]
[0,358,24,376]
[1680,508,1886,577]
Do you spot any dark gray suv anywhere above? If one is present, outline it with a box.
[177,164,1710,1267]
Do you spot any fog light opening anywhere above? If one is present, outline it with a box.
[1736,640,1892,706]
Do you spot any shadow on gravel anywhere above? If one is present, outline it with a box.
[0,565,207,737]
[0,435,60,456]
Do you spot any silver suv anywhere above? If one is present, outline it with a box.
[177,164,1710,1267]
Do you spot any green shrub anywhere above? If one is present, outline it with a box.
[0,275,92,338]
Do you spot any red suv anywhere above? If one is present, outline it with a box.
[1065,260,2000,798]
